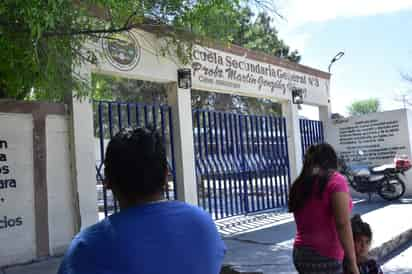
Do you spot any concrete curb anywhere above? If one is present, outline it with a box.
[370,228,412,262]
[221,265,263,274]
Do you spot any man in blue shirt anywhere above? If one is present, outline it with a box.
[58,127,226,274]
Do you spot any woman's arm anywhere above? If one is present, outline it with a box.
[331,192,359,274]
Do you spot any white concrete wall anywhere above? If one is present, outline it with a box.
[326,109,412,197]
[0,113,36,266]
[0,112,84,267]
[46,115,76,256]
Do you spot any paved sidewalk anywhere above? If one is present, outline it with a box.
[223,198,412,274]
[1,257,61,274]
[2,199,411,274]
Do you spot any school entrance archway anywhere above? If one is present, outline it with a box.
[77,28,331,219]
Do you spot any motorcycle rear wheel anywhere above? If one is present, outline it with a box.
[378,176,406,201]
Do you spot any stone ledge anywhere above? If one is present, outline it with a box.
[370,228,412,262]
[221,265,263,274]
[221,228,412,274]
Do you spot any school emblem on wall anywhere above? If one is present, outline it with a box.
[102,32,141,71]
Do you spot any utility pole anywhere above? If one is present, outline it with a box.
[395,91,412,109]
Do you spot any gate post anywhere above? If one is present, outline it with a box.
[66,64,98,231]
[319,104,331,140]
[167,83,198,205]
[282,101,303,182]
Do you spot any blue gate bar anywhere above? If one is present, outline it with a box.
[276,117,286,206]
[259,115,270,210]
[282,117,290,205]
[223,112,235,216]
[252,115,261,212]
[299,119,325,158]
[231,114,243,214]
[135,105,140,127]
[259,116,270,209]
[144,105,149,126]
[253,115,263,211]
[268,116,279,207]
[264,116,276,208]
[212,111,224,218]
[201,111,213,214]
[208,111,219,218]
[117,102,122,131]
[194,111,204,208]
[282,118,292,190]
[238,114,249,213]
[152,105,157,126]
[217,112,229,217]
[126,103,131,127]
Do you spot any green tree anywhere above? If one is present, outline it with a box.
[233,10,301,62]
[347,98,381,116]
[1,0,279,101]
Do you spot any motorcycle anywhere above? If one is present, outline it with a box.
[338,151,410,201]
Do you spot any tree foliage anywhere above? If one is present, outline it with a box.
[1,0,299,105]
[232,10,300,62]
[347,98,381,116]
[0,0,272,100]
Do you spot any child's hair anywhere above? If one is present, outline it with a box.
[351,214,372,240]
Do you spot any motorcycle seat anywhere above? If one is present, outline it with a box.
[371,164,396,173]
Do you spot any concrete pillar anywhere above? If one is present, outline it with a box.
[282,101,303,181]
[319,104,331,122]
[319,104,332,141]
[167,83,198,205]
[67,65,98,231]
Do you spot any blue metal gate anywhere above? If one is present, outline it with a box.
[299,119,325,157]
[193,110,291,220]
[95,101,177,217]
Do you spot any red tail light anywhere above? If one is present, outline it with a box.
[395,158,412,170]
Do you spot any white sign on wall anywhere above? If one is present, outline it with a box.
[87,29,330,106]
[326,109,412,167]
[0,114,36,266]
[191,46,330,105]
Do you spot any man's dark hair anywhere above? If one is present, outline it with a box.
[104,127,167,197]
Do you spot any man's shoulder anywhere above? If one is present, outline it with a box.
[168,201,212,219]
[69,219,110,250]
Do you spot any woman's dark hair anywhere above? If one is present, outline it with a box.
[104,127,167,197]
[351,214,372,240]
[288,143,338,212]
